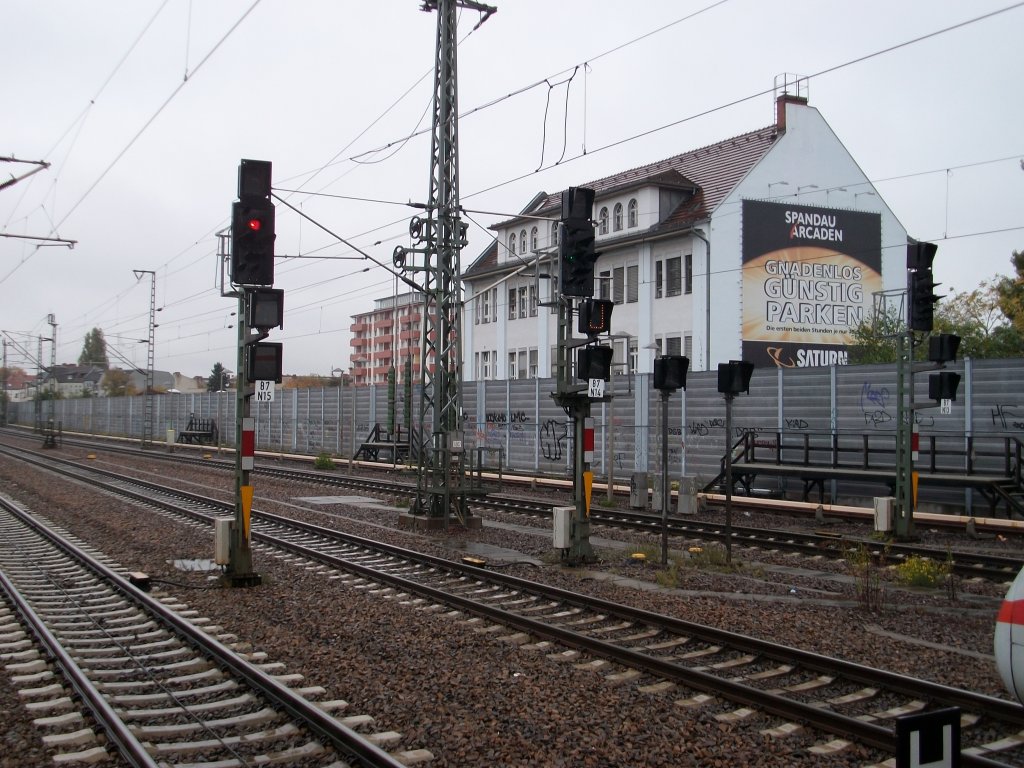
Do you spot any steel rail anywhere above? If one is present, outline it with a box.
[0,494,407,768]
[251,511,1015,766]
[5,441,1023,583]
[0,566,159,768]
[4,448,1018,765]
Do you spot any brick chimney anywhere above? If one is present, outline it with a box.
[776,93,808,133]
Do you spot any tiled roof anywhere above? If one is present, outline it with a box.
[466,123,779,278]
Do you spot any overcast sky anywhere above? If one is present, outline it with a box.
[2,0,1022,379]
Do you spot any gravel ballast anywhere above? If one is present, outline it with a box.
[0,445,1013,766]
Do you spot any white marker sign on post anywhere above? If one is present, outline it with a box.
[255,380,275,403]
[588,378,605,399]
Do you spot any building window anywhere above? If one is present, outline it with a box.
[508,288,517,321]
[520,229,527,254]
[531,227,538,251]
[519,287,528,318]
[685,253,693,294]
[628,198,638,228]
[508,352,516,380]
[655,260,663,299]
[481,289,490,323]
[474,295,481,324]
[684,335,693,360]
[598,207,609,235]
[529,285,538,316]
[551,222,559,246]
[626,265,638,303]
[666,336,682,356]
[529,348,538,378]
[629,340,638,374]
[481,350,491,380]
[613,203,623,232]
[599,270,611,301]
[509,233,516,256]
[491,288,498,323]
[613,266,624,304]
[666,256,682,297]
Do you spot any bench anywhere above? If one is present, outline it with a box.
[177,415,219,445]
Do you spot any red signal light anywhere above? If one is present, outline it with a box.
[248,217,262,232]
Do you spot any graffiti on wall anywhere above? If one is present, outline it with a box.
[859,380,934,428]
[540,419,568,462]
[992,404,1024,430]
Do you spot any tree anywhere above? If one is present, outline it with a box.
[847,305,904,365]
[102,368,136,397]
[79,328,109,368]
[847,277,1023,365]
[995,249,1024,336]
[282,374,331,389]
[207,362,231,392]
[934,280,1023,359]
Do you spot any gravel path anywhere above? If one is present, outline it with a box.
[0,444,1014,767]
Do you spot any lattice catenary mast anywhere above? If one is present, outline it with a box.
[395,0,496,527]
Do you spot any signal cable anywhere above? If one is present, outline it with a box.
[0,0,263,286]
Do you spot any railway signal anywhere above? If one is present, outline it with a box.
[576,345,613,383]
[907,241,940,332]
[559,187,598,297]
[653,355,689,565]
[654,355,689,392]
[928,333,960,363]
[717,359,755,564]
[929,371,961,402]
[578,297,614,336]
[231,160,276,286]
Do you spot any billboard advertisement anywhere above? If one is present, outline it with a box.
[741,199,882,368]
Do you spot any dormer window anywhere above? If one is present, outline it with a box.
[598,207,609,235]
[613,203,623,232]
[628,198,638,228]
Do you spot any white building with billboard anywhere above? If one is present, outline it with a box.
[462,89,908,380]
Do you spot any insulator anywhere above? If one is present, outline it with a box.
[393,246,407,270]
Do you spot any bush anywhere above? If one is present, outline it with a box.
[313,452,336,470]
[847,543,887,612]
[895,555,950,588]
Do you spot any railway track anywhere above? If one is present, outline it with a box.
[4,448,1023,765]
[0,493,422,767]
[7,434,1020,584]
